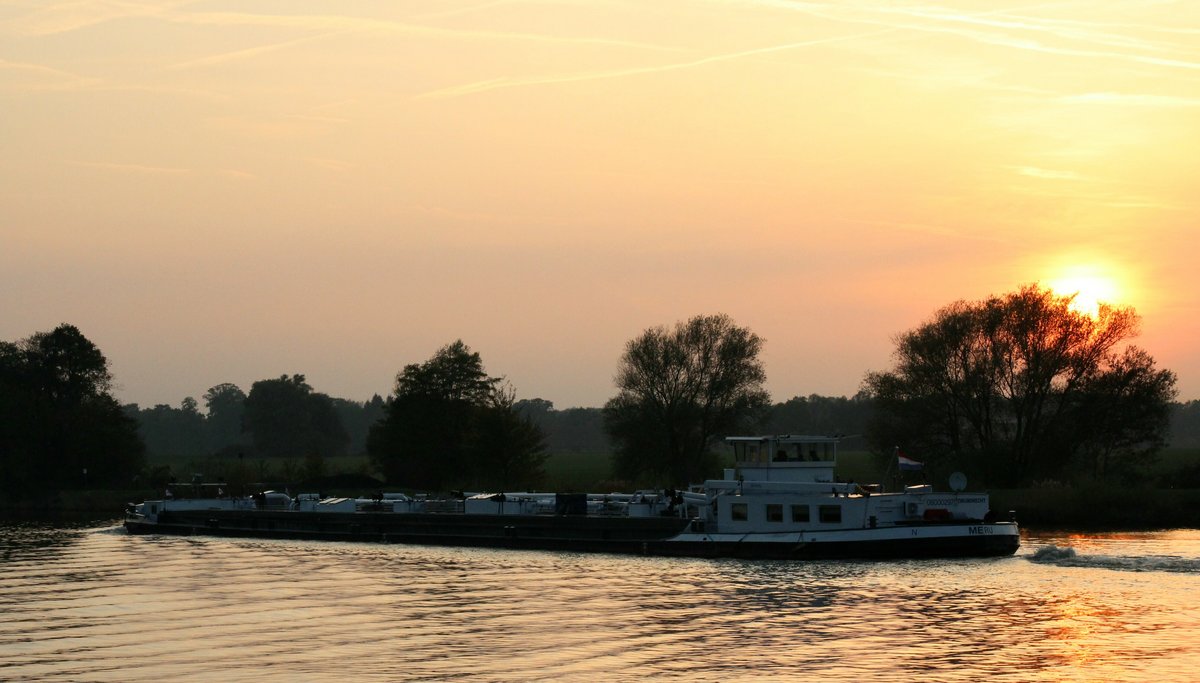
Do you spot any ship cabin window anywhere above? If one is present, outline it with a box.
[805,442,836,462]
[731,503,748,521]
[149,504,158,515]
[791,504,810,523]
[731,440,769,464]
[818,505,842,523]
[773,443,804,462]
[730,438,837,464]
[766,504,783,522]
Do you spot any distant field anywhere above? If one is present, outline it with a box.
[543,451,612,491]
[832,450,886,483]
[145,452,373,486]
[1150,448,1200,478]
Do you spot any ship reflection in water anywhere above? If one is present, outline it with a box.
[1,524,1198,682]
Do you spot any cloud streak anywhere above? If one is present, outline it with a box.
[0,59,100,90]
[1,0,189,36]
[158,8,684,53]
[414,28,896,99]
[163,30,353,71]
[67,160,191,175]
[720,0,1200,71]
[1059,92,1200,107]
[1013,166,1088,181]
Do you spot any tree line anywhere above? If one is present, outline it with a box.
[2,284,1194,497]
[134,389,1200,467]
[130,378,386,464]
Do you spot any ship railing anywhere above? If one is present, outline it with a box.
[423,499,465,514]
[704,479,866,496]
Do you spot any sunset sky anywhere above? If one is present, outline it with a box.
[3,0,1198,409]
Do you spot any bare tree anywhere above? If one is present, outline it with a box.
[864,285,1176,485]
[604,314,770,485]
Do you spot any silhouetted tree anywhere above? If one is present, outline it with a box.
[203,382,247,454]
[243,374,350,459]
[134,398,207,459]
[332,395,386,456]
[514,398,555,421]
[863,285,1177,485]
[1170,400,1200,448]
[1072,347,1178,480]
[761,393,873,439]
[0,324,144,494]
[368,341,547,490]
[604,314,770,485]
[470,388,548,490]
[517,400,611,454]
[368,341,497,489]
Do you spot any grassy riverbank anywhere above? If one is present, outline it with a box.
[0,489,150,523]
[990,487,1200,531]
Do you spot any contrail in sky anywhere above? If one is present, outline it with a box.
[414,28,896,100]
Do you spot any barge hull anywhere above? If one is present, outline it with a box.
[125,509,689,556]
[651,531,1019,560]
[125,512,1019,560]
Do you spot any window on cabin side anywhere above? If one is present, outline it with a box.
[766,504,783,522]
[818,505,842,523]
[731,503,748,521]
[791,504,810,523]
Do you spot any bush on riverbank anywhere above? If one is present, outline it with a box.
[991,484,1200,530]
[0,489,153,523]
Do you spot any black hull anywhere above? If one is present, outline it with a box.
[125,510,1019,560]
[653,534,1020,560]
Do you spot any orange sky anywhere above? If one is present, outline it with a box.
[2,0,1198,408]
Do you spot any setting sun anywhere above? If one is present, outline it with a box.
[1048,266,1121,318]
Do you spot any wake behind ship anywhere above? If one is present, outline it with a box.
[125,435,1020,560]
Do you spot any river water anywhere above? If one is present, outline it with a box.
[1,523,1198,682]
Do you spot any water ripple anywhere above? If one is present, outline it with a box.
[1,525,1198,681]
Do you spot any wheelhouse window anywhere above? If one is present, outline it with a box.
[818,505,842,523]
[766,504,783,522]
[791,504,810,523]
[731,503,748,521]
[731,440,769,464]
[727,436,840,465]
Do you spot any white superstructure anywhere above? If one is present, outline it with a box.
[665,435,1011,550]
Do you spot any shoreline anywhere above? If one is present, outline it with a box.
[4,487,1199,532]
[990,488,1200,531]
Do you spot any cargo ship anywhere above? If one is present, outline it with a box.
[124,435,1019,560]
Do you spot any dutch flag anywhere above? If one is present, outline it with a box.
[896,447,923,471]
